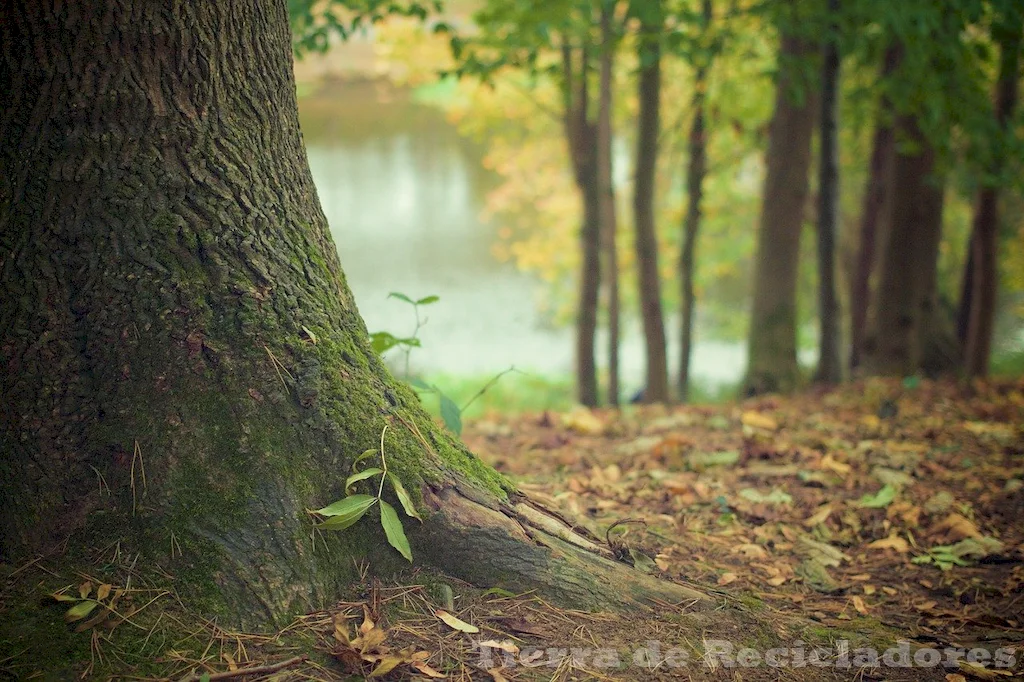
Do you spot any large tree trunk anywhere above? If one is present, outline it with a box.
[679,0,713,403]
[814,0,842,385]
[562,42,602,406]
[632,0,670,404]
[849,47,898,372]
[963,10,1022,378]
[0,0,706,629]
[862,116,945,376]
[743,32,816,395]
[598,1,621,406]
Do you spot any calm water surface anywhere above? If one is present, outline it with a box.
[298,81,745,389]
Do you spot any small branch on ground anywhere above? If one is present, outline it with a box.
[176,655,308,682]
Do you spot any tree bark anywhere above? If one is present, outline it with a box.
[632,0,669,404]
[862,116,945,377]
[849,47,898,372]
[963,10,1022,378]
[598,0,621,406]
[679,0,713,403]
[743,32,816,395]
[562,42,602,406]
[0,0,707,629]
[814,0,841,385]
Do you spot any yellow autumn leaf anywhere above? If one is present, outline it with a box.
[732,543,768,559]
[334,613,351,645]
[851,595,868,614]
[96,583,112,601]
[435,609,479,634]
[717,572,738,586]
[411,660,447,678]
[359,604,376,635]
[561,407,605,435]
[741,411,778,431]
[820,454,851,476]
[804,504,834,527]
[478,640,520,654]
[867,534,910,552]
[368,655,405,678]
[933,513,981,540]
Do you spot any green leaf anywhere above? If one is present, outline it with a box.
[415,295,440,305]
[65,600,100,623]
[52,592,79,602]
[388,292,415,305]
[439,393,463,436]
[409,378,434,391]
[858,484,898,508]
[370,331,400,355]
[352,447,378,469]
[388,473,422,521]
[346,468,384,491]
[317,495,377,531]
[380,501,412,561]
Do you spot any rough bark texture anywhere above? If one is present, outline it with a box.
[632,0,669,404]
[0,0,707,629]
[963,12,1022,378]
[678,0,713,403]
[862,117,945,376]
[743,33,816,395]
[598,2,620,406]
[849,47,898,372]
[562,43,601,407]
[814,0,841,385]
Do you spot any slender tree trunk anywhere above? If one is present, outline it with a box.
[743,32,816,395]
[849,47,898,371]
[0,0,707,630]
[598,0,620,406]
[814,0,841,384]
[562,43,601,406]
[632,0,669,403]
[963,12,1022,378]
[679,0,713,403]
[862,116,945,376]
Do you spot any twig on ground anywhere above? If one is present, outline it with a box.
[177,654,308,682]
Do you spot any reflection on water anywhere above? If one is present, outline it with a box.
[299,81,745,388]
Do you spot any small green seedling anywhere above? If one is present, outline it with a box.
[313,425,421,561]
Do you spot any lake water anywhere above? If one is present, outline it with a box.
[298,81,746,390]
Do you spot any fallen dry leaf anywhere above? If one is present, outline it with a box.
[435,609,479,634]
[741,411,779,431]
[867,534,910,553]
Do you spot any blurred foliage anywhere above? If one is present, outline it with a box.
[290,0,1024,349]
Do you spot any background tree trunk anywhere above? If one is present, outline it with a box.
[562,43,602,406]
[632,0,669,403]
[679,0,713,403]
[963,10,1022,378]
[743,32,816,395]
[0,0,706,629]
[814,0,842,385]
[598,0,621,406]
[862,116,945,376]
[849,47,898,372]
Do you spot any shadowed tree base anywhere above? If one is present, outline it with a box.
[0,0,709,631]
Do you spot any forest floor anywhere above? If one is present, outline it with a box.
[4,378,1022,681]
